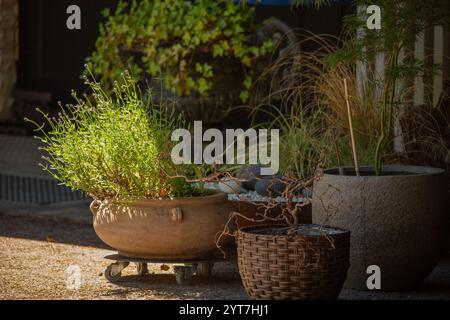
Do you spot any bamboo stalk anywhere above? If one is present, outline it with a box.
[343,78,360,176]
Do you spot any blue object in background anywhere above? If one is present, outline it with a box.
[244,0,351,5]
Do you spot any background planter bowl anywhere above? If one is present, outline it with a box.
[90,191,233,260]
[312,165,450,291]
[218,179,242,194]
[237,224,350,300]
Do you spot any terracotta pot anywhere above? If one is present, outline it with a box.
[90,191,233,260]
[312,165,449,291]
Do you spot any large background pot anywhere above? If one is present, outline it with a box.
[91,191,233,260]
[312,165,449,291]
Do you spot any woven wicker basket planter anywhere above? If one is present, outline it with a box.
[237,224,350,300]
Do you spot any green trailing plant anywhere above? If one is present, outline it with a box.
[87,0,274,103]
[26,69,208,200]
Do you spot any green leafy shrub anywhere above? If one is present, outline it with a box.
[26,70,205,200]
[87,0,273,102]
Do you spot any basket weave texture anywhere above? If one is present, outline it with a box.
[237,224,350,300]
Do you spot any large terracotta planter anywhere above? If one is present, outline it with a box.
[312,165,449,291]
[90,191,233,260]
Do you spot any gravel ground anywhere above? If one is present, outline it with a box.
[0,214,246,300]
[0,213,448,300]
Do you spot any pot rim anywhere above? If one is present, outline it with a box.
[238,223,350,237]
[323,165,445,178]
[96,189,228,207]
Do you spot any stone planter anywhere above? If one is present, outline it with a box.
[90,191,233,260]
[312,165,449,291]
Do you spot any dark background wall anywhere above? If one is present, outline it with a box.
[16,0,350,127]
[17,0,115,103]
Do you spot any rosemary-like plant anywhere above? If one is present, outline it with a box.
[26,69,206,199]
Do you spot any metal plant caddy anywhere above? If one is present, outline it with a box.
[103,253,227,285]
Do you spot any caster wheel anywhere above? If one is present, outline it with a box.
[104,262,129,283]
[196,262,214,277]
[174,266,193,285]
[105,264,122,282]
[136,262,148,276]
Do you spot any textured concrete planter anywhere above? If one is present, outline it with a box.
[312,165,449,291]
[91,191,233,260]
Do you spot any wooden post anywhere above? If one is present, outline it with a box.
[344,79,360,176]
[0,0,18,120]
[414,31,426,106]
[433,25,444,107]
